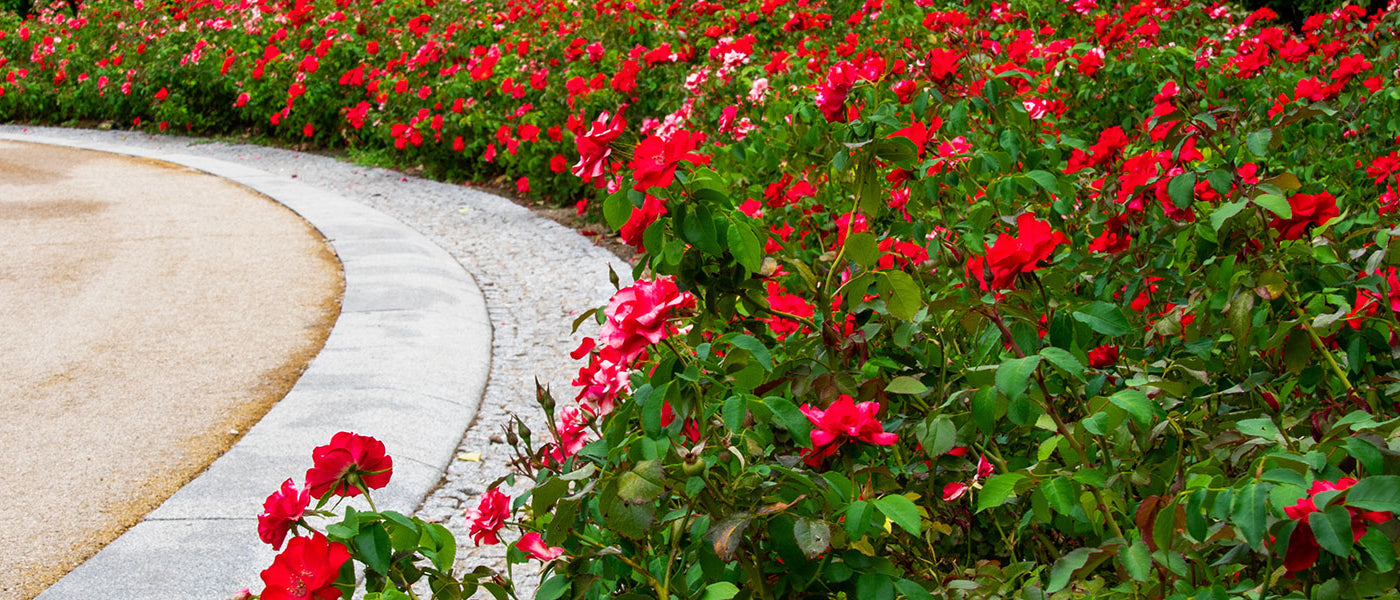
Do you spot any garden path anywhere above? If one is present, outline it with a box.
[0,125,628,599]
[0,140,342,600]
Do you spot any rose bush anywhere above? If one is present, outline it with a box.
[6,0,1400,599]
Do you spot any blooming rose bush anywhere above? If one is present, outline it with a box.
[7,0,1400,598]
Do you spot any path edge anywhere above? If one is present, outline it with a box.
[1,133,492,600]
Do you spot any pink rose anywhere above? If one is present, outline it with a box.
[466,488,511,546]
[599,278,695,363]
[515,532,565,561]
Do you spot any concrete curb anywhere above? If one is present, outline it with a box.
[1,133,492,600]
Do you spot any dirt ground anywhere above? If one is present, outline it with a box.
[0,141,343,600]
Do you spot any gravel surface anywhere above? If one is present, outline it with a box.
[0,124,632,598]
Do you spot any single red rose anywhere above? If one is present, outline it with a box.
[629,130,711,191]
[516,532,565,561]
[258,478,310,550]
[619,194,667,252]
[1088,345,1119,368]
[572,112,625,184]
[304,432,393,499]
[259,533,350,600]
[465,488,511,546]
[799,395,898,467]
[1271,191,1338,240]
[966,213,1068,291]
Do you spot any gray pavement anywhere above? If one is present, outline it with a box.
[1,126,627,599]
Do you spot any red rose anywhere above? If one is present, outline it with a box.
[466,488,511,546]
[259,533,350,600]
[1087,345,1119,368]
[799,395,899,467]
[1280,477,1393,571]
[618,194,667,252]
[516,532,565,561]
[1271,191,1338,240]
[572,112,626,184]
[629,129,711,191]
[814,61,858,122]
[257,478,310,550]
[599,277,695,363]
[304,432,393,499]
[965,213,1068,291]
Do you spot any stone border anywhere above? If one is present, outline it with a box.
[1,133,492,600]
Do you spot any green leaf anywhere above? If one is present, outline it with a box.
[1211,199,1248,231]
[885,376,928,395]
[617,459,665,504]
[792,518,832,559]
[706,513,753,561]
[844,231,880,269]
[1341,438,1383,475]
[535,575,570,600]
[845,500,871,539]
[972,387,999,433]
[1026,170,1059,196]
[875,494,922,535]
[602,491,656,539]
[1039,347,1085,381]
[724,334,772,371]
[1358,527,1396,572]
[894,578,934,600]
[1236,417,1282,441]
[1254,194,1292,220]
[918,416,957,457]
[875,137,919,163]
[766,396,813,448]
[1311,505,1356,557]
[1107,389,1155,426]
[532,477,569,516]
[727,221,762,272]
[996,356,1042,402]
[1040,477,1077,516]
[602,190,634,229]
[1233,482,1271,550]
[1345,476,1400,513]
[1073,302,1131,336]
[977,473,1027,513]
[1047,547,1095,593]
[701,582,740,600]
[354,526,393,575]
[1168,172,1197,209]
[681,204,722,256]
[426,523,456,571]
[881,270,923,321]
[1246,129,1273,157]
[1121,539,1152,582]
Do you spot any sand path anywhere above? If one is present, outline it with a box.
[0,141,342,599]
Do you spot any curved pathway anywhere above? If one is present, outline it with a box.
[0,141,342,600]
[1,125,629,599]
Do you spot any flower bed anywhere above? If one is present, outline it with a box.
[7,0,1400,598]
